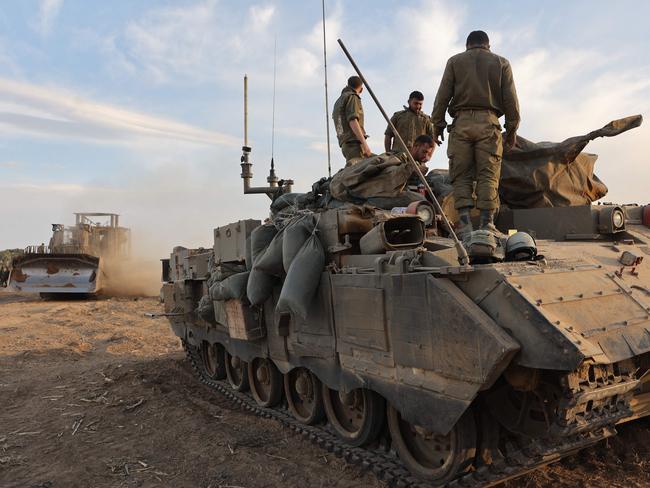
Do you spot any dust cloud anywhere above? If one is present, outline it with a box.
[101,255,163,297]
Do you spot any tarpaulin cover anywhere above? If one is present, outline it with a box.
[330,153,415,203]
[499,115,642,208]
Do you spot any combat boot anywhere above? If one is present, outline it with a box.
[479,209,507,239]
[456,207,473,240]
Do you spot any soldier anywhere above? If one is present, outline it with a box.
[384,91,434,153]
[431,30,520,236]
[0,266,8,287]
[333,76,372,166]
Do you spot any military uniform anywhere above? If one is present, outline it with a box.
[385,107,434,153]
[432,46,520,210]
[333,86,366,165]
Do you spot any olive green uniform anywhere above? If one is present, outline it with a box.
[431,46,520,210]
[385,108,434,153]
[333,86,366,165]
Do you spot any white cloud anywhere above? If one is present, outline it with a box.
[250,5,275,32]
[114,0,276,85]
[33,0,64,36]
[0,77,238,147]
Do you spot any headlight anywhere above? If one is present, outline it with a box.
[597,206,626,233]
[612,209,625,229]
[405,201,435,226]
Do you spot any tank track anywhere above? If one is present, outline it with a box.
[182,340,616,488]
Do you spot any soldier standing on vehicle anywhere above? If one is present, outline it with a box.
[431,30,520,236]
[384,91,434,153]
[333,76,372,166]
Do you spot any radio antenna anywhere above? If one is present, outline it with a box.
[271,36,277,171]
[321,0,332,178]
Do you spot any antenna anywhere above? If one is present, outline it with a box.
[244,74,248,147]
[321,0,332,178]
[271,36,277,172]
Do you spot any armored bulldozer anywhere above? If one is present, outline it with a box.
[161,113,650,486]
[9,213,130,298]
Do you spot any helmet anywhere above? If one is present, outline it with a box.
[505,232,537,261]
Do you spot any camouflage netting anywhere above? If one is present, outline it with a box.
[500,115,642,208]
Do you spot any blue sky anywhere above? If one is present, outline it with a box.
[0,0,648,252]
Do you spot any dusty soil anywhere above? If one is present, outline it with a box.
[0,290,648,488]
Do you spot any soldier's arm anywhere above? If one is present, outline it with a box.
[384,114,397,151]
[425,116,435,136]
[350,119,371,156]
[384,134,392,152]
[431,59,455,139]
[502,60,520,137]
[346,96,371,156]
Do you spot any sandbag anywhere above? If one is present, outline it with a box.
[210,271,250,301]
[246,268,276,306]
[277,233,325,320]
[245,236,253,271]
[254,230,284,277]
[197,294,216,324]
[270,193,301,212]
[250,224,278,263]
[282,215,316,272]
[212,262,247,283]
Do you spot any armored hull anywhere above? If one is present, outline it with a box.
[161,200,650,486]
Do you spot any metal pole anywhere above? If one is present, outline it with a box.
[322,0,332,178]
[244,74,248,147]
[271,38,277,166]
[337,39,469,265]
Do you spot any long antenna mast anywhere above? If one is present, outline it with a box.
[337,39,469,266]
[271,37,277,171]
[244,74,248,147]
[321,0,332,178]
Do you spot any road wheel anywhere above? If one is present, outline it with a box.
[387,405,476,483]
[200,341,226,380]
[284,368,325,425]
[248,358,283,407]
[224,352,249,392]
[322,386,384,447]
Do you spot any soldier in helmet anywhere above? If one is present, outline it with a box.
[431,30,520,237]
[384,91,435,153]
[333,76,372,166]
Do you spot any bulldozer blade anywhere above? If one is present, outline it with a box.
[8,253,101,295]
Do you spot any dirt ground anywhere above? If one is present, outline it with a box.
[1,290,648,488]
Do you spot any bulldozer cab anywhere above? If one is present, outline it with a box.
[53,213,130,259]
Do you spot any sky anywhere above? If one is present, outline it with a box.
[0,0,648,253]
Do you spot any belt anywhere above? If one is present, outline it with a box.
[455,108,498,115]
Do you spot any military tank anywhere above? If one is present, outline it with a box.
[160,71,649,485]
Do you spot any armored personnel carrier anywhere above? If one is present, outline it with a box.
[9,212,131,297]
[160,91,649,484]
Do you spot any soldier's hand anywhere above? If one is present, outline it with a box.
[504,132,517,152]
[433,128,444,146]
